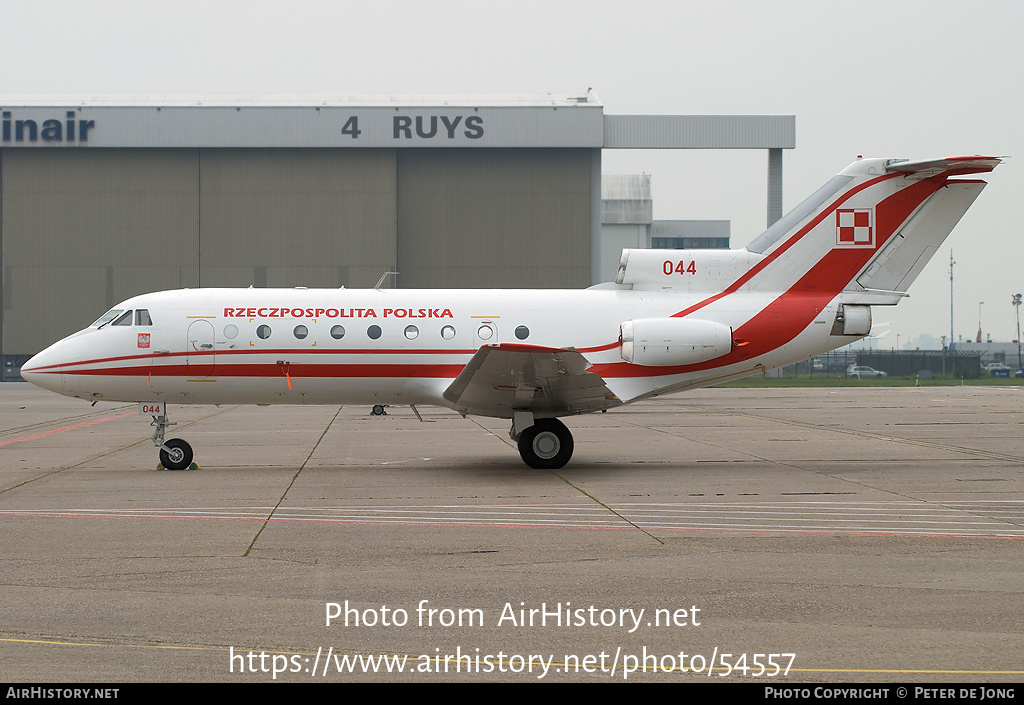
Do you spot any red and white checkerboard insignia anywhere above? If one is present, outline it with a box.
[835,208,874,248]
[138,333,151,349]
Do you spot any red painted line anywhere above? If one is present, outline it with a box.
[0,412,136,447]
[0,510,1018,540]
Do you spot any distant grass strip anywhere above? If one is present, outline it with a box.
[715,375,1023,388]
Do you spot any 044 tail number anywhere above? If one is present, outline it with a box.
[664,260,698,275]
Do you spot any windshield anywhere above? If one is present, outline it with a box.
[91,309,124,327]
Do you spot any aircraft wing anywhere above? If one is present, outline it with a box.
[443,343,621,417]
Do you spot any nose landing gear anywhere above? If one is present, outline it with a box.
[150,406,195,471]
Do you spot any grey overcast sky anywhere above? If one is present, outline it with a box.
[3,0,1021,344]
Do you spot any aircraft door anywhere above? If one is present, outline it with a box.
[186,320,216,377]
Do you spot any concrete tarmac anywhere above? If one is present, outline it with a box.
[0,382,1021,683]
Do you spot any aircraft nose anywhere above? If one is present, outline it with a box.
[21,340,64,394]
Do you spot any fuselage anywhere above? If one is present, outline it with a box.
[21,285,853,415]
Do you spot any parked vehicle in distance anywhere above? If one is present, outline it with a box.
[982,362,1011,372]
[847,365,887,379]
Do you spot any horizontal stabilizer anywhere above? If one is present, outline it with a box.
[838,290,906,306]
[886,155,1002,177]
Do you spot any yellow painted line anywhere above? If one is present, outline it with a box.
[470,316,501,319]
[0,637,266,654]
[793,667,1024,675]
[0,639,1020,676]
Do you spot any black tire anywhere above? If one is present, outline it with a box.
[160,438,193,471]
[517,418,574,469]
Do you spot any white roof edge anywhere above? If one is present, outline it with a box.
[0,92,602,108]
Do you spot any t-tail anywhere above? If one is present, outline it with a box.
[615,155,1000,331]
[618,155,1000,298]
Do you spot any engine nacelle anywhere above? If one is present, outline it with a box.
[620,318,733,366]
[840,304,872,336]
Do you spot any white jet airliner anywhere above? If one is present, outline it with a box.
[21,156,1001,470]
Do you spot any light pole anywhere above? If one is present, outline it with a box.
[949,251,955,346]
[978,301,984,343]
[1014,293,1022,369]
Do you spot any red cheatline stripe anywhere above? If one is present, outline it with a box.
[24,346,481,373]
[577,341,620,353]
[0,412,136,447]
[60,363,469,379]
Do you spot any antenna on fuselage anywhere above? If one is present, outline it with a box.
[375,272,399,290]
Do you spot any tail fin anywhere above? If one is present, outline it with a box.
[740,155,1000,297]
[614,156,999,299]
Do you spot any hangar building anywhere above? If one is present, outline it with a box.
[0,94,794,377]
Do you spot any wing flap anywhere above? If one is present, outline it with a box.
[443,343,621,417]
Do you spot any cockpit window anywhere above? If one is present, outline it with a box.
[91,309,124,327]
[111,311,133,326]
[135,309,152,326]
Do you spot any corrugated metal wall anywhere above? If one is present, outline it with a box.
[603,115,796,149]
[396,149,591,289]
[2,149,200,355]
[1,146,591,356]
[197,149,396,289]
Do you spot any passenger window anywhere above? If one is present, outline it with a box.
[112,311,133,326]
[331,325,346,339]
[257,325,272,339]
[224,325,238,339]
[515,325,529,340]
[293,325,308,339]
[367,325,382,340]
[441,325,456,340]
[404,325,419,340]
[135,309,152,326]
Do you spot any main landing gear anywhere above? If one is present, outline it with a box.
[510,412,574,469]
[150,406,194,471]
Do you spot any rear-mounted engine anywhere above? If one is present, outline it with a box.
[620,318,733,366]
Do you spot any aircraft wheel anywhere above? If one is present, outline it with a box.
[518,418,573,469]
[160,438,193,471]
